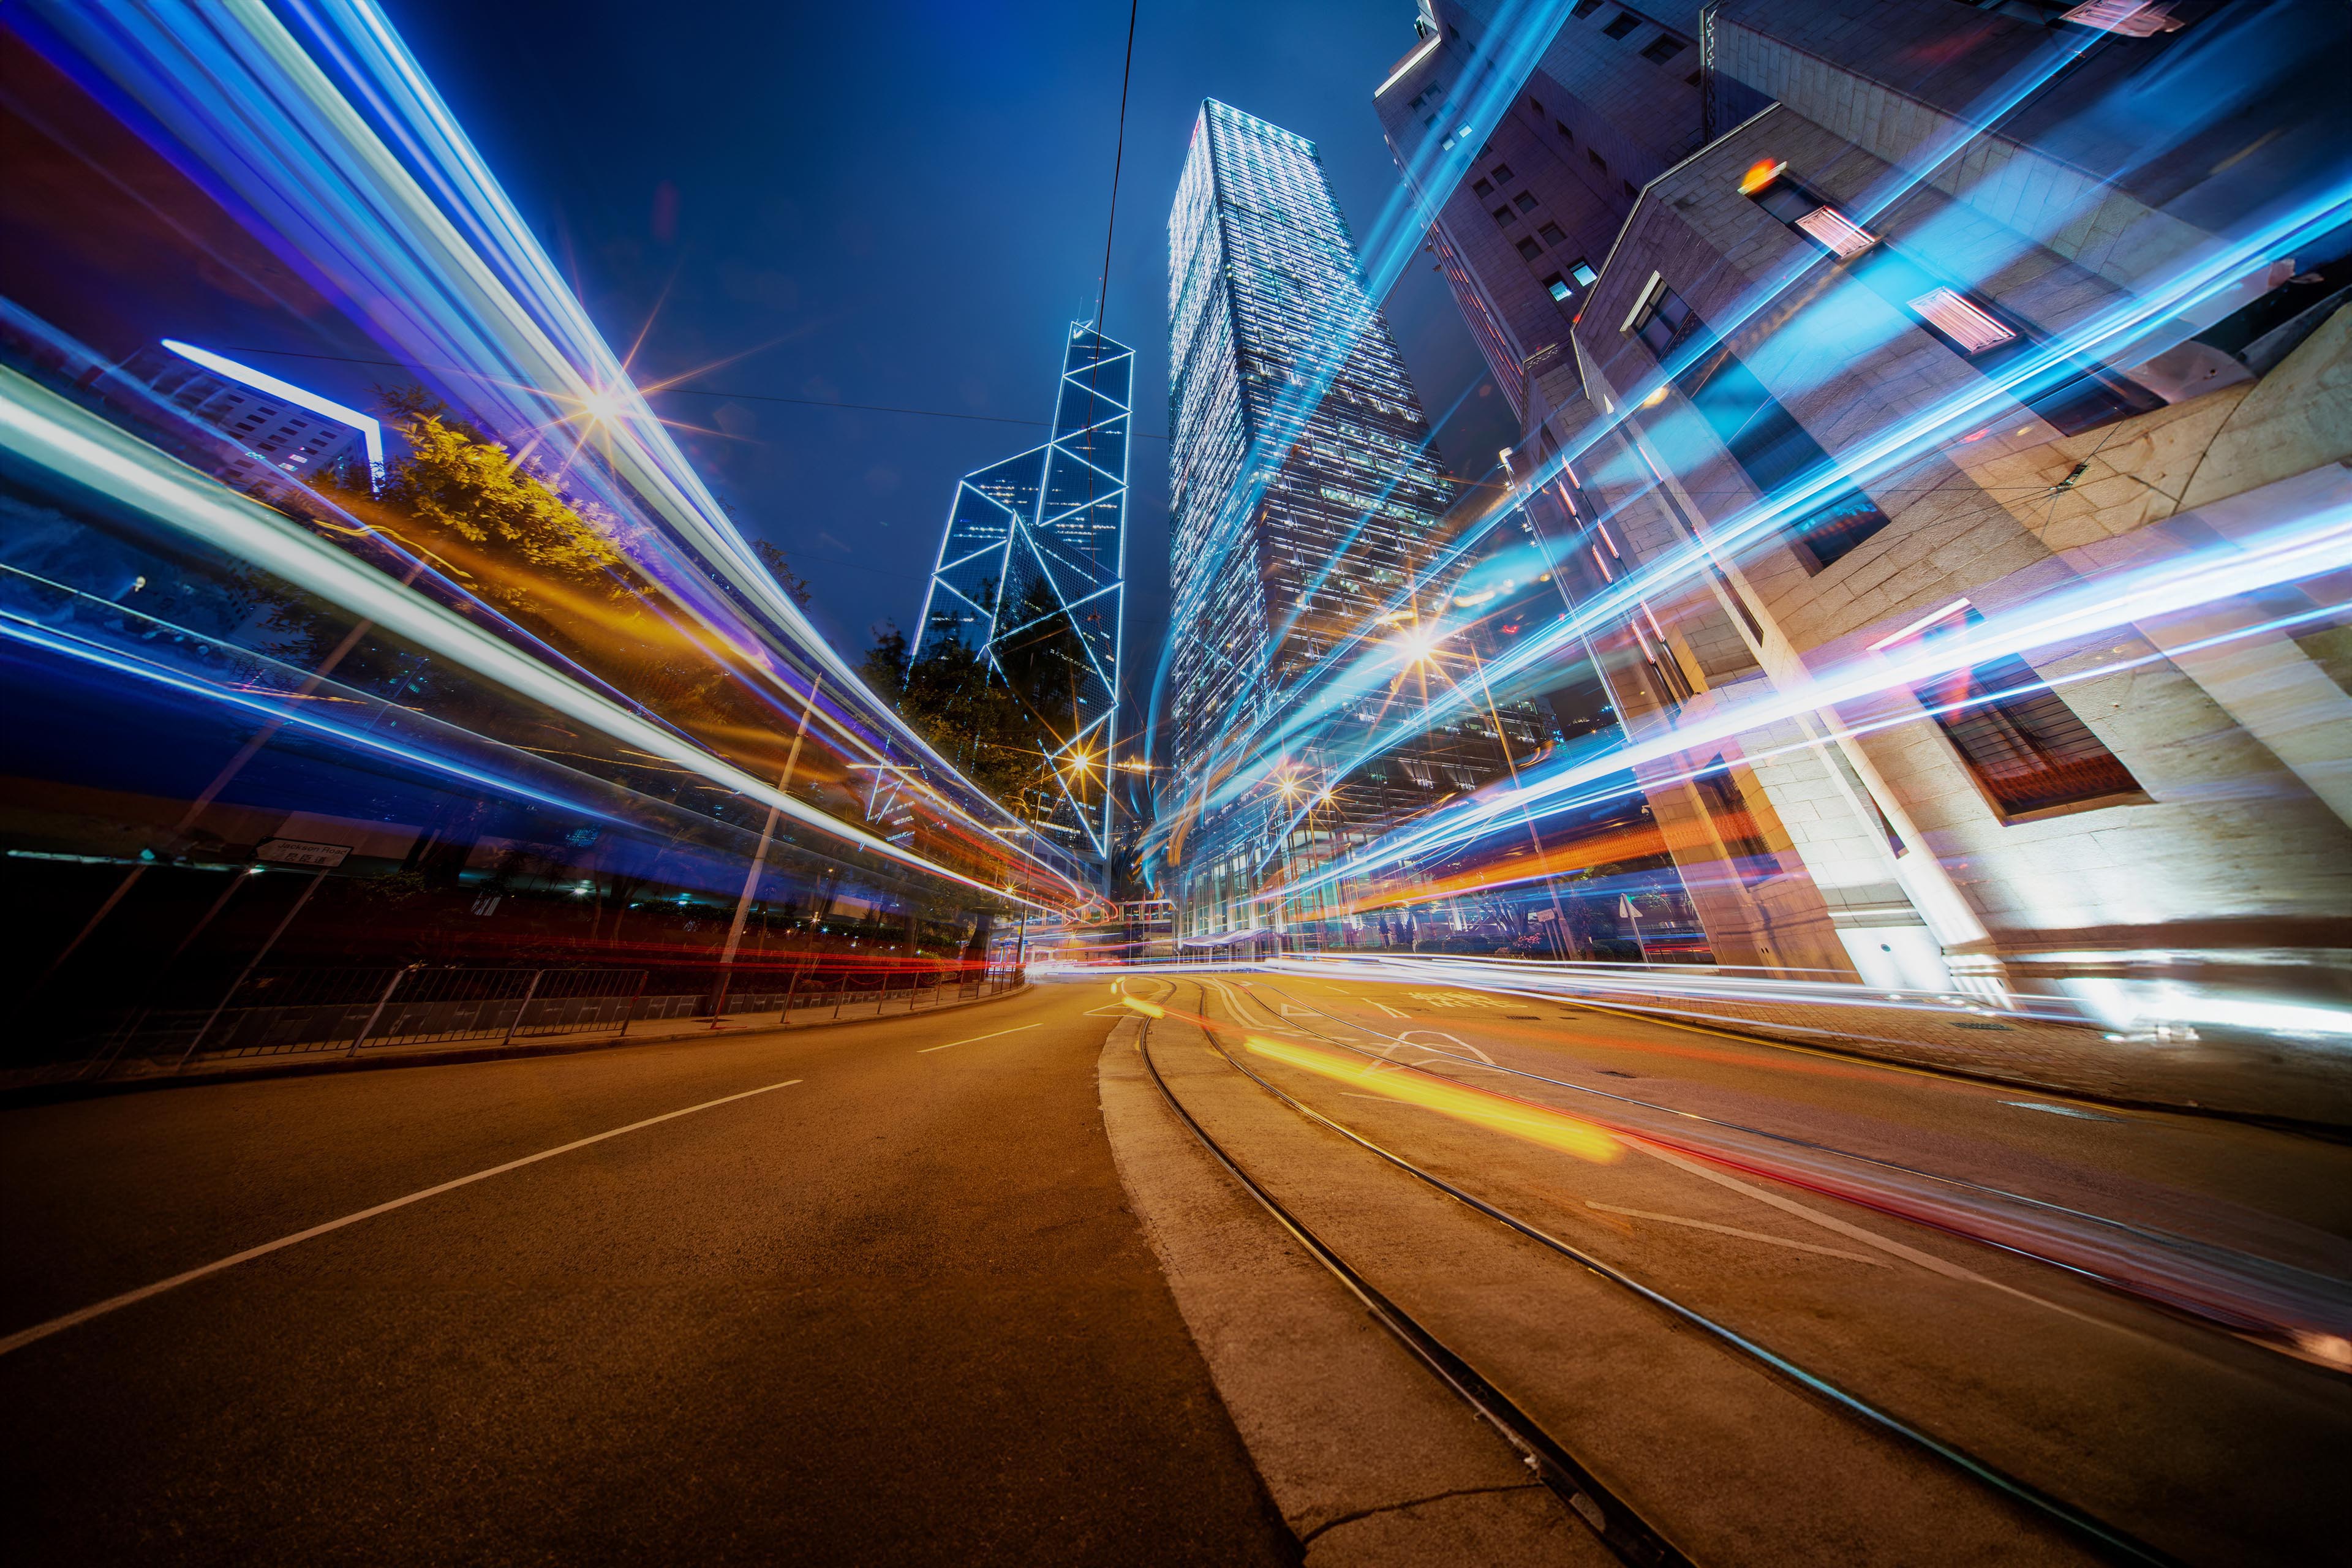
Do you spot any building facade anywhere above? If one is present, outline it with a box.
[1161,100,1459,940]
[915,323,1131,864]
[1374,0,2352,1025]
[122,341,375,494]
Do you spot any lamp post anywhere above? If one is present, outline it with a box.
[713,674,823,1025]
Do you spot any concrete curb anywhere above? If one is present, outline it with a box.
[1554,997,2352,1141]
[0,983,1035,1109]
[1096,1008,1604,1567]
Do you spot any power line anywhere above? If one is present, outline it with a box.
[217,345,1170,439]
[1095,0,1139,336]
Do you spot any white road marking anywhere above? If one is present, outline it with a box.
[0,1079,804,1359]
[1400,1030,1494,1065]
[1635,1143,2120,1330]
[918,1023,1041,1053]
[1585,1202,1887,1265]
[2003,1101,2120,1122]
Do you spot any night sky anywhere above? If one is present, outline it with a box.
[391,0,1518,747]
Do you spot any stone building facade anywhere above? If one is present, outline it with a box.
[1373,0,2351,1023]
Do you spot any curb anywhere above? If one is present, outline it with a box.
[0,983,1035,1110]
[1552,995,2352,1143]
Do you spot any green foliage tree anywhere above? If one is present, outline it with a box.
[368,387,630,609]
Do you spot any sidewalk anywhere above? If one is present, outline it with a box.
[0,983,1033,1107]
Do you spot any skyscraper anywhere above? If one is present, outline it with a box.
[914,322,1131,863]
[1163,100,1455,937]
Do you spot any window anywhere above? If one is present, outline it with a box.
[1746,167,2160,435]
[1516,236,1545,261]
[1695,759,1776,881]
[1538,221,1567,245]
[1624,180,1640,198]
[1635,285,1891,572]
[1493,206,1516,227]
[1472,178,1494,197]
[1572,0,1604,16]
[1513,190,1540,213]
[1686,70,1702,86]
[1556,120,1575,143]
[1491,162,1515,181]
[1642,35,1687,62]
[1588,148,1608,172]
[1603,12,1642,39]
[1910,616,2141,818]
[1544,273,1573,302]
[1569,259,1599,287]
[1528,96,1544,115]
[1631,281,1697,358]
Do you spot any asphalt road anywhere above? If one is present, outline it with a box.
[0,979,1297,1567]
[7,965,2346,1566]
[1150,969,2352,1566]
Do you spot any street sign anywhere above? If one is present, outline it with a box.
[255,837,352,868]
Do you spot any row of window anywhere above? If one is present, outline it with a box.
[1569,2,1695,70]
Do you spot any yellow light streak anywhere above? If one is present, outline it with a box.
[1242,1035,1620,1164]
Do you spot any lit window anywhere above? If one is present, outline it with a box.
[1903,611,2143,819]
[1538,222,1566,245]
[1517,237,1545,261]
[1513,190,1539,213]
[2060,0,2182,35]
[1642,35,1686,63]
[1603,13,1641,40]
[1793,205,1876,258]
[1909,288,2016,355]
[1544,274,1572,302]
[1569,260,1599,287]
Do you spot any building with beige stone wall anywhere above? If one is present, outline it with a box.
[1373,0,2351,1025]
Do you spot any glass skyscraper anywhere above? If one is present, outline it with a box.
[1164,100,1454,933]
[915,323,1130,862]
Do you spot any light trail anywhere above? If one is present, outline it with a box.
[0,368,1063,910]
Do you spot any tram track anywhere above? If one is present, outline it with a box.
[1131,975,2187,1567]
[1219,974,2352,1360]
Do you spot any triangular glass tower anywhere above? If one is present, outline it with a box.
[916,323,1131,864]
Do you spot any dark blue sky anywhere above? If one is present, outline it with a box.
[393,0,1516,734]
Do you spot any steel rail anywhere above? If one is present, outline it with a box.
[1157,977,2184,1567]
[1133,1004,1695,1568]
[1234,977,2351,1308]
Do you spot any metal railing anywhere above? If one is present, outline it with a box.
[65,960,1025,1080]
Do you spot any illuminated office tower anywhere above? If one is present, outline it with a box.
[914,322,1130,864]
[1164,100,1454,936]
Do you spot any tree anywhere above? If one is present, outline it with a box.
[753,538,814,609]
[861,623,911,695]
[363,387,630,611]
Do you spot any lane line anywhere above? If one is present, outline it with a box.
[1634,1143,2122,1332]
[1585,1202,1887,1265]
[0,1079,803,1359]
[918,1023,1040,1053]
